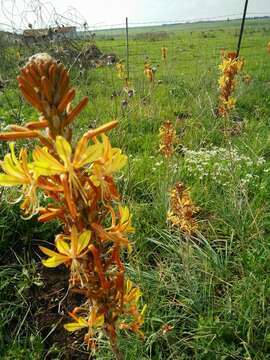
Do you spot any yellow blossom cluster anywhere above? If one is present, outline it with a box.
[161,46,168,62]
[144,61,155,82]
[159,120,177,158]
[116,60,126,79]
[167,183,199,235]
[0,54,145,356]
[217,51,244,117]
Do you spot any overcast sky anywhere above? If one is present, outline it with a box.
[0,0,269,31]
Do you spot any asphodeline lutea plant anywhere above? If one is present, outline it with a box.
[123,78,135,99]
[217,51,244,117]
[116,60,126,79]
[159,120,177,159]
[167,183,199,235]
[267,41,270,54]
[161,46,168,62]
[242,73,252,85]
[144,61,155,83]
[0,53,146,359]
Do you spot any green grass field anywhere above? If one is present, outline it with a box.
[1,17,270,359]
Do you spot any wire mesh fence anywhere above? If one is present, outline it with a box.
[0,5,270,118]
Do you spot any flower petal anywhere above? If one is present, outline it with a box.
[33,147,65,178]
[1,154,25,179]
[77,230,91,254]
[0,174,27,186]
[41,256,67,268]
[91,314,104,328]
[39,245,63,258]
[74,139,103,168]
[64,318,88,332]
[111,150,127,172]
[55,136,72,166]
[55,238,71,256]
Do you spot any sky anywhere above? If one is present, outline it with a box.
[0,0,269,31]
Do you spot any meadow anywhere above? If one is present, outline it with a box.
[0,17,270,359]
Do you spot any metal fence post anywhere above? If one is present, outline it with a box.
[236,0,249,57]
[125,17,130,80]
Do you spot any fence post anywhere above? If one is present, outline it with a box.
[236,0,249,57]
[125,17,130,80]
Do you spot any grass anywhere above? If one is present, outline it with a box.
[1,17,270,359]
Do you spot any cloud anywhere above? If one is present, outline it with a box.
[0,0,268,30]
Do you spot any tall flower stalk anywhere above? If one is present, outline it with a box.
[167,183,199,235]
[161,46,168,62]
[217,51,244,117]
[116,60,126,79]
[144,61,155,83]
[0,53,145,358]
[159,120,177,159]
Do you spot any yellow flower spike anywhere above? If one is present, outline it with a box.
[116,62,125,79]
[217,51,243,116]
[159,121,177,158]
[0,54,145,355]
[167,183,199,235]
[161,46,168,61]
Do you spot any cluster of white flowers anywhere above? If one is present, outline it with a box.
[182,146,266,187]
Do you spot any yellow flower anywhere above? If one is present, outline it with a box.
[33,135,103,202]
[92,205,134,250]
[39,226,91,268]
[90,135,127,197]
[0,143,32,186]
[167,183,199,235]
[225,97,236,109]
[64,306,104,334]
[33,135,103,178]
[119,279,146,337]
[64,315,89,332]
[116,62,125,79]
[124,279,142,305]
[161,46,168,61]
[0,143,38,216]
